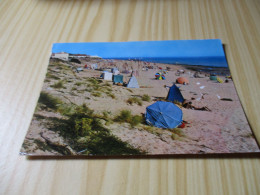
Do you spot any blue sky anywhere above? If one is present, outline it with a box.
[52,39,228,67]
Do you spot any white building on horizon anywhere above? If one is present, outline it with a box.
[52,52,69,61]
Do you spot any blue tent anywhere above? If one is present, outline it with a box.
[127,76,139,88]
[145,101,183,129]
[167,84,184,103]
[113,75,123,84]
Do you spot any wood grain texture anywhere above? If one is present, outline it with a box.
[0,0,260,194]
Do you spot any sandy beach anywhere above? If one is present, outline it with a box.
[21,57,260,155]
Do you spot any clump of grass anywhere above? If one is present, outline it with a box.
[103,82,112,87]
[57,104,75,116]
[85,87,93,92]
[170,128,185,141]
[171,133,185,141]
[91,92,102,97]
[130,115,143,127]
[170,128,185,136]
[126,97,142,106]
[38,92,62,110]
[87,78,102,85]
[103,86,112,92]
[71,87,77,91]
[171,134,180,140]
[51,80,64,88]
[106,92,116,99]
[142,125,164,136]
[77,90,84,94]
[75,82,83,86]
[114,110,143,127]
[102,111,111,121]
[114,110,132,123]
[142,94,151,102]
[126,88,133,93]
[46,72,60,80]
[100,111,114,125]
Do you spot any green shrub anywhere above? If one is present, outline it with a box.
[129,115,143,127]
[38,92,62,110]
[142,94,151,102]
[87,78,102,85]
[51,80,64,88]
[114,110,142,127]
[170,128,185,136]
[57,104,75,116]
[103,82,112,87]
[91,92,102,97]
[102,111,111,121]
[126,97,142,106]
[51,104,143,155]
[106,92,116,99]
[126,98,134,105]
[75,118,93,136]
[46,72,60,80]
[103,87,112,92]
[75,82,83,86]
[114,110,132,123]
[171,133,179,140]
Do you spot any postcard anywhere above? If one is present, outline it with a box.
[20,40,260,157]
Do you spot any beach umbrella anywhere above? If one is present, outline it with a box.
[145,101,183,129]
[155,72,165,80]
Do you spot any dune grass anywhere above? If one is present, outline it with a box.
[126,97,143,106]
[50,104,143,155]
[142,94,151,102]
[114,110,143,127]
[38,92,62,110]
[51,80,64,89]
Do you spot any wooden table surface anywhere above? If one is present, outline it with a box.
[1,0,260,194]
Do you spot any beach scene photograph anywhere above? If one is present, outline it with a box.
[20,40,260,156]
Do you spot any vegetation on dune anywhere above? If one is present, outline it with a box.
[114,110,143,127]
[106,92,116,99]
[75,82,84,86]
[57,104,76,116]
[46,72,60,80]
[38,92,62,111]
[50,104,143,155]
[170,128,185,141]
[93,111,114,126]
[35,62,148,155]
[102,82,112,87]
[51,80,65,89]
[84,78,116,99]
[142,94,151,102]
[126,88,133,93]
[91,91,102,97]
[126,97,143,106]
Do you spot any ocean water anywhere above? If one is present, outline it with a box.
[105,56,228,68]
